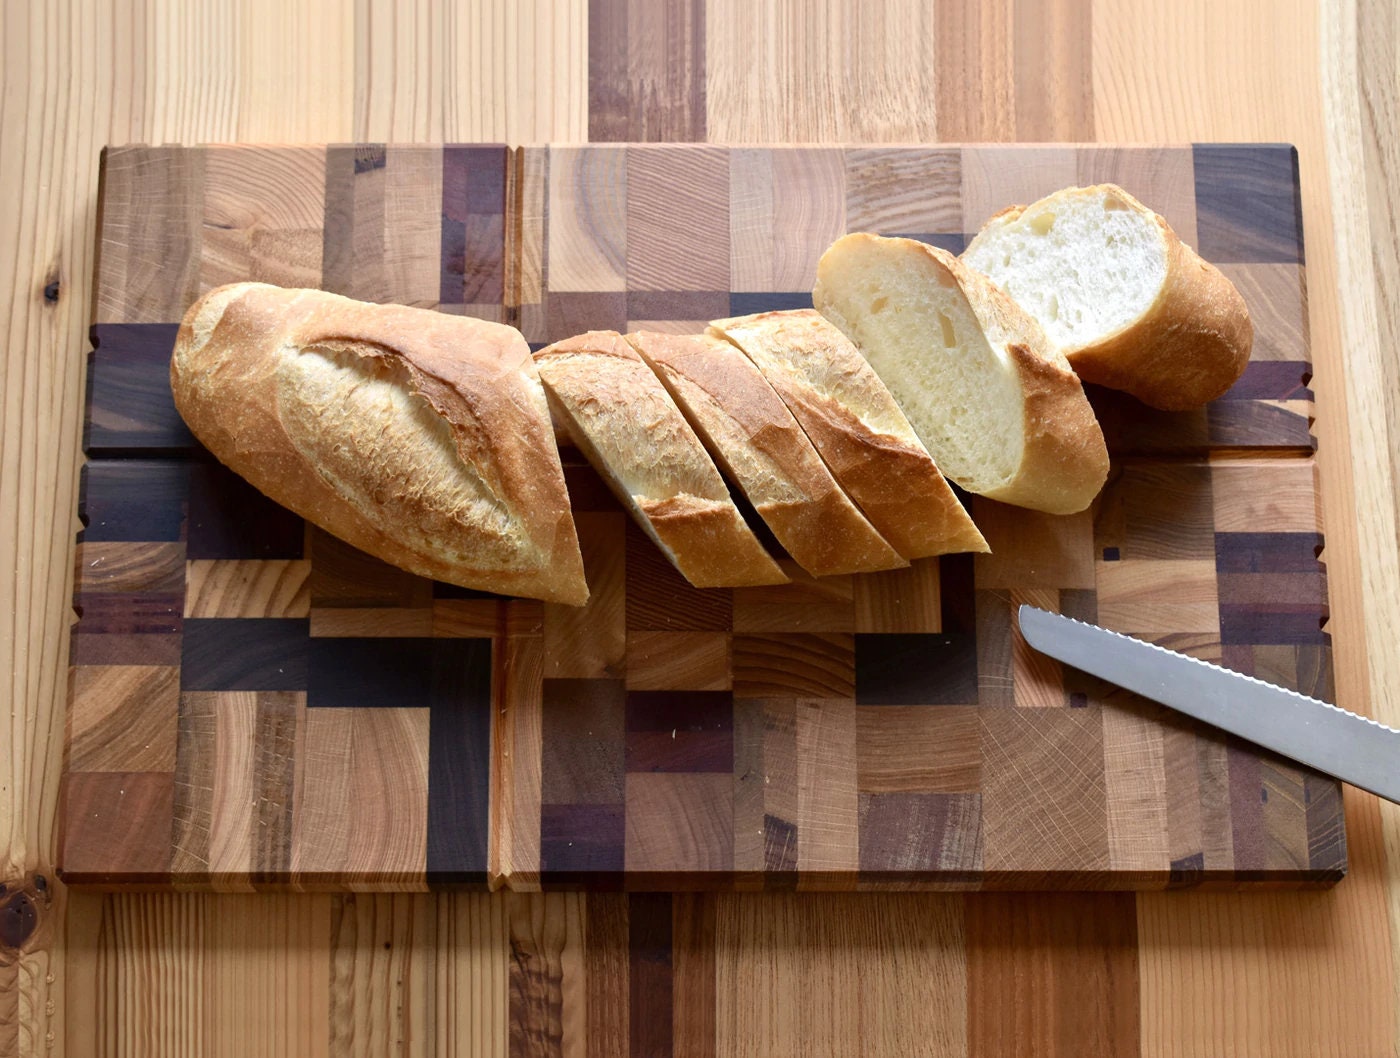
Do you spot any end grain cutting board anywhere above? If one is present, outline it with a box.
[60,143,1341,891]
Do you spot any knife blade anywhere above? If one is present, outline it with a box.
[1017,605,1400,805]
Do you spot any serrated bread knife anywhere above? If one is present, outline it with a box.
[1017,605,1400,805]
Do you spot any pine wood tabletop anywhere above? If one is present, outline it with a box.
[3,1,1399,1055]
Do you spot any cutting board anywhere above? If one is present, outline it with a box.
[60,143,1341,891]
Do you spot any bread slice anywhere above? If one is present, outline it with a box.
[534,330,788,588]
[812,234,1110,515]
[171,282,589,605]
[708,309,988,559]
[962,183,1253,410]
[624,330,909,577]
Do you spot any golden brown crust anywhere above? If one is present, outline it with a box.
[965,183,1253,411]
[708,309,988,557]
[171,282,588,605]
[989,343,1113,513]
[624,329,909,577]
[534,330,787,588]
[1067,221,1253,409]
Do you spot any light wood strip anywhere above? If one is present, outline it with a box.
[356,0,588,141]
[1093,0,1398,1052]
[704,0,940,142]
[1321,0,1400,1040]
[714,893,967,1057]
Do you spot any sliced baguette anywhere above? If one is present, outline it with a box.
[812,233,1110,515]
[171,282,589,605]
[962,183,1253,410]
[534,330,788,588]
[708,309,988,558]
[624,330,909,577]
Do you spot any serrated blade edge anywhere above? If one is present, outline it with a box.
[1018,606,1400,805]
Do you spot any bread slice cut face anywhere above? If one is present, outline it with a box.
[813,234,1109,515]
[962,183,1252,410]
[625,329,909,577]
[534,330,788,588]
[708,309,988,559]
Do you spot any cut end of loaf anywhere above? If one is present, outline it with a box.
[962,184,1169,353]
[535,335,790,591]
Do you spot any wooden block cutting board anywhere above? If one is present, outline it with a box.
[61,143,1340,891]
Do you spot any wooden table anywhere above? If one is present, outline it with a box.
[2,1,1397,1054]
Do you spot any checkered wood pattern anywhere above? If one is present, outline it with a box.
[62,142,1339,891]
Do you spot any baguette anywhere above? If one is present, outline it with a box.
[812,233,1109,515]
[962,184,1252,410]
[624,330,909,577]
[170,282,589,605]
[534,330,788,588]
[708,309,988,558]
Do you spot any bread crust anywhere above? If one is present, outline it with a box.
[965,184,1253,410]
[708,309,988,558]
[171,282,589,605]
[813,233,1110,515]
[938,248,1110,514]
[624,329,908,577]
[534,330,787,588]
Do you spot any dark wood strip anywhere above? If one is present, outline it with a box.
[79,460,188,544]
[542,678,626,804]
[464,145,508,303]
[85,324,191,456]
[443,145,508,306]
[59,771,175,884]
[1207,399,1316,451]
[180,618,310,692]
[625,290,729,321]
[628,893,674,1058]
[966,893,1140,1058]
[187,461,304,560]
[69,631,181,667]
[671,894,716,1058]
[1227,739,1267,872]
[425,638,493,884]
[541,804,625,885]
[1193,145,1306,264]
[322,145,359,296]
[588,0,706,141]
[587,894,630,1058]
[442,146,471,306]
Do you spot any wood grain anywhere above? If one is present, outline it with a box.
[967,893,1138,1058]
[1322,0,1400,1049]
[1094,2,1400,1054]
[5,1,1400,1056]
[69,143,1339,894]
[715,892,968,1057]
